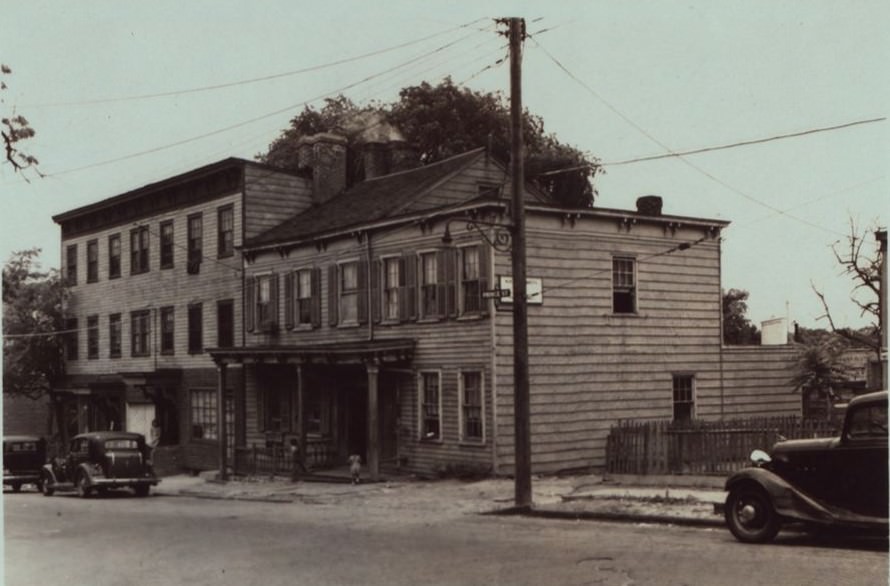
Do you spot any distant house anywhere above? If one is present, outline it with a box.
[208,137,801,479]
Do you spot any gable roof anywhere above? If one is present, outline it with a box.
[246,148,489,248]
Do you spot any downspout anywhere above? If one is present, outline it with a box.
[718,233,725,419]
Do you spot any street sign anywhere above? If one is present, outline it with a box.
[482,288,510,299]
[498,276,543,304]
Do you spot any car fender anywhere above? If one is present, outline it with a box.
[726,467,842,526]
[75,462,105,486]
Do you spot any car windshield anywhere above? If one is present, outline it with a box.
[104,439,139,450]
[847,404,888,438]
[5,442,38,452]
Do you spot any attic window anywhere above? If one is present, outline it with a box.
[477,183,501,198]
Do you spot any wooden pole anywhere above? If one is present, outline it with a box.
[217,362,228,480]
[367,362,380,481]
[509,16,532,509]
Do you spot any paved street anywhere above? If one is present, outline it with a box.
[5,488,887,586]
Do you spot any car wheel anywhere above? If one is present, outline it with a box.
[134,484,150,498]
[41,474,54,497]
[75,474,92,499]
[725,486,781,543]
[11,483,22,493]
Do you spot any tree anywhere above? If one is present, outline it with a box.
[259,78,601,207]
[812,219,883,352]
[722,288,760,345]
[1,64,39,173]
[789,336,852,419]
[3,249,66,434]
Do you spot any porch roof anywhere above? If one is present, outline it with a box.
[207,339,416,365]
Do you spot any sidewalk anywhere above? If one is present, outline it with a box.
[153,471,727,528]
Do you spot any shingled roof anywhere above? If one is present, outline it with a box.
[246,148,488,248]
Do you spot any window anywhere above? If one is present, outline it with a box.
[846,404,888,439]
[66,244,77,286]
[383,257,401,321]
[131,310,150,357]
[188,303,203,354]
[187,213,202,273]
[252,274,280,332]
[87,315,99,359]
[217,205,234,258]
[64,318,78,360]
[612,257,636,314]
[108,313,121,358]
[160,220,174,269]
[460,371,484,441]
[295,269,314,326]
[216,300,234,347]
[672,375,695,422]
[130,227,149,274]
[86,240,98,283]
[108,234,121,279]
[419,372,441,441]
[339,261,359,324]
[160,307,175,355]
[190,389,217,440]
[460,245,481,314]
[419,252,438,318]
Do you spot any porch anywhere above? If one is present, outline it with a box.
[210,339,415,481]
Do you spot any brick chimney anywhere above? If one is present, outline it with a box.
[636,195,663,216]
[296,133,348,204]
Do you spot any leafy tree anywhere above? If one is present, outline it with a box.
[1,64,39,173]
[3,249,66,434]
[259,78,601,207]
[790,337,852,419]
[722,288,760,345]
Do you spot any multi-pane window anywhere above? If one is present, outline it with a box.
[217,300,234,347]
[108,313,121,358]
[130,227,149,274]
[420,372,441,441]
[296,270,313,325]
[108,234,121,279]
[187,213,202,273]
[188,303,203,354]
[131,310,150,357]
[612,257,636,314]
[383,257,400,321]
[217,205,234,258]
[461,246,481,314]
[256,275,274,328]
[339,262,359,323]
[86,240,99,283]
[672,375,695,422]
[160,220,174,269]
[461,371,483,441]
[86,315,99,359]
[66,244,77,286]
[64,318,78,360]
[419,252,438,318]
[160,306,175,354]
[190,389,217,440]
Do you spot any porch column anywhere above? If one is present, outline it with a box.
[296,365,306,466]
[366,362,380,481]
[217,362,228,481]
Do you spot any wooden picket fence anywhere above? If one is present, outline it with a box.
[605,416,839,476]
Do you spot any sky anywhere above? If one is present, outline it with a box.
[2,1,887,330]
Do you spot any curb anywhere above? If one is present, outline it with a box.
[485,506,725,529]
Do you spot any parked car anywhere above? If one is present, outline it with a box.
[40,431,159,498]
[3,435,47,493]
[724,390,888,543]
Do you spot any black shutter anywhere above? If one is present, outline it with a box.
[443,248,457,318]
[479,243,491,316]
[245,276,256,333]
[404,251,417,321]
[311,268,322,328]
[371,259,382,324]
[328,265,338,326]
[357,261,368,325]
[284,272,294,330]
[269,273,279,327]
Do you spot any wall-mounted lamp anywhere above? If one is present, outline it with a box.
[441,217,514,252]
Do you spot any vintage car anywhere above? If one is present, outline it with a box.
[3,435,47,492]
[40,431,159,498]
[724,390,888,543]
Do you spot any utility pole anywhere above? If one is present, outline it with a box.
[507,16,532,510]
[877,229,887,389]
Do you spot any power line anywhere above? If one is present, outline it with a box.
[22,19,489,108]
[527,33,847,238]
[3,28,484,183]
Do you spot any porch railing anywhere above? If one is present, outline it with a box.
[233,437,338,477]
[605,416,839,476]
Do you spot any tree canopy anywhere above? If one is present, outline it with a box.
[3,249,65,399]
[722,288,761,345]
[259,78,601,207]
